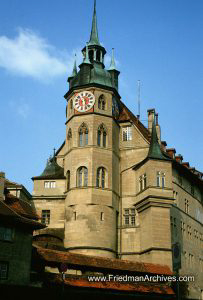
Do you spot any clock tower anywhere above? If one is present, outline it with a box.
[63,0,120,258]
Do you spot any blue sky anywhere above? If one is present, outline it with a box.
[0,0,203,193]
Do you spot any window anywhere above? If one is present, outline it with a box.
[185,199,189,214]
[41,210,50,225]
[181,221,185,236]
[70,99,73,110]
[139,173,147,192]
[67,128,72,140]
[97,124,107,148]
[187,225,192,239]
[123,208,136,226]
[0,227,13,241]
[79,123,88,147]
[122,126,132,141]
[0,262,8,279]
[98,95,106,110]
[96,167,106,189]
[77,167,88,187]
[101,212,104,221]
[73,212,77,220]
[44,181,56,189]
[66,170,70,191]
[157,171,165,188]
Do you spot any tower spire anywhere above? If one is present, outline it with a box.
[89,0,100,46]
[71,54,77,77]
[109,48,117,70]
[148,119,169,161]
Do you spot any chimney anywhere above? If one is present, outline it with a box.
[161,141,167,152]
[166,148,176,159]
[175,154,183,163]
[155,113,161,143]
[182,162,190,168]
[147,108,155,133]
[0,172,5,201]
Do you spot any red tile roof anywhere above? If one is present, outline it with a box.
[5,193,39,220]
[118,100,150,141]
[35,246,172,276]
[0,200,45,229]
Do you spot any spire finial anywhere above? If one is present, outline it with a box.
[109,48,117,70]
[89,0,100,46]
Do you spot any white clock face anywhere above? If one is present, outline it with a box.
[73,91,95,112]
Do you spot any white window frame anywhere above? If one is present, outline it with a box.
[122,126,132,141]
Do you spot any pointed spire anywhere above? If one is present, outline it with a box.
[71,54,77,77]
[84,43,91,64]
[109,48,117,70]
[148,119,170,161]
[89,0,100,46]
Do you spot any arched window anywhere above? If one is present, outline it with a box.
[98,95,106,110]
[79,123,88,146]
[97,124,107,148]
[66,170,70,191]
[89,50,94,63]
[70,99,73,110]
[96,167,106,189]
[96,50,100,62]
[77,167,88,187]
[67,128,72,140]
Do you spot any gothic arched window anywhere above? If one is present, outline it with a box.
[66,170,70,191]
[67,128,72,140]
[77,167,88,187]
[70,99,73,110]
[96,167,106,189]
[97,124,107,148]
[98,95,106,110]
[79,123,88,147]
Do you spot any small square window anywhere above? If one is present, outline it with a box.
[122,126,132,141]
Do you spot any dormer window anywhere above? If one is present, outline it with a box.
[122,126,132,141]
[44,181,56,189]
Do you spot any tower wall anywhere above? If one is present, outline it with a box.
[64,89,120,257]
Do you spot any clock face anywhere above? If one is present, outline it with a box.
[73,91,95,112]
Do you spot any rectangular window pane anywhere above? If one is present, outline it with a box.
[122,127,132,141]
[44,181,50,188]
[42,210,50,225]
[131,216,135,225]
[50,181,56,188]
[0,262,8,279]
[124,215,129,225]
[79,133,83,146]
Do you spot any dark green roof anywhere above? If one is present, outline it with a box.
[70,62,113,89]
[32,156,65,180]
[148,122,170,161]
